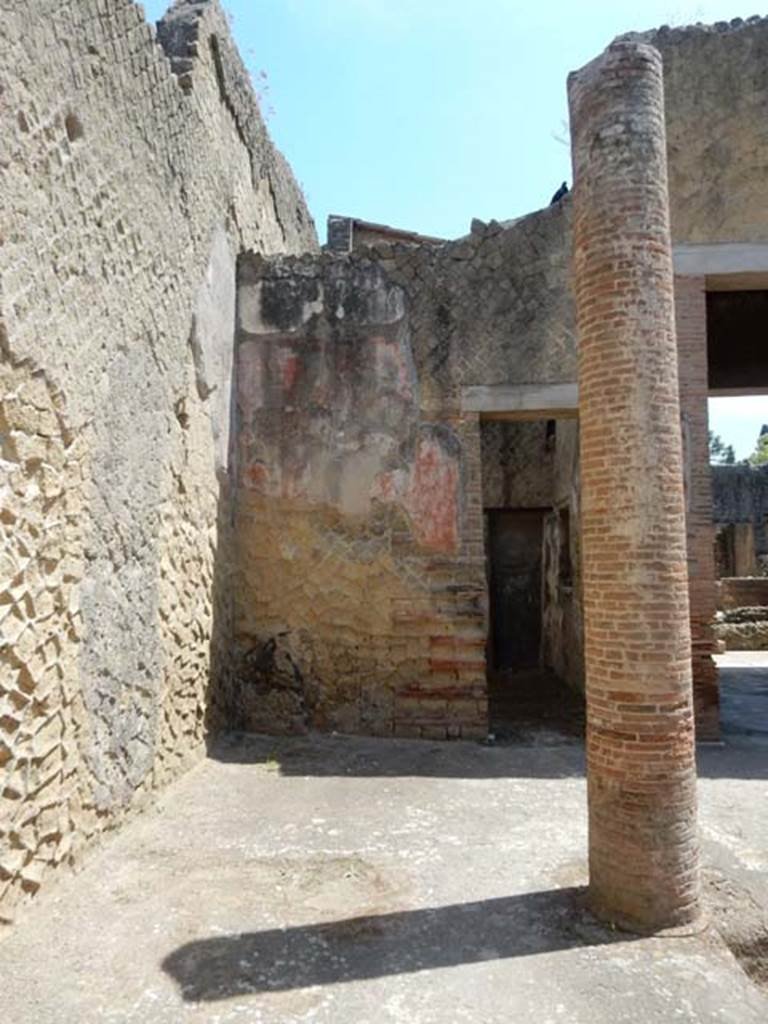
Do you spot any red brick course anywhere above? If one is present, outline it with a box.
[569,41,701,931]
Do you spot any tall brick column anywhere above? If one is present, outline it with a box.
[568,42,701,931]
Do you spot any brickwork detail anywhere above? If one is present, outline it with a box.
[675,275,719,738]
[569,41,701,930]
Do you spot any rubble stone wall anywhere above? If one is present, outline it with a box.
[229,15,768,747]
[0,0,314,924]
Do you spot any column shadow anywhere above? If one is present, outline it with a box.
[162,886,630,1001]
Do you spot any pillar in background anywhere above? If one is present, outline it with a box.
[675,275,720,739]
[568,42,701,931]
[733,522,759,577]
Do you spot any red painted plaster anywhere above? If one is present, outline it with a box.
[404,438,460,552]
[277,349,300,393]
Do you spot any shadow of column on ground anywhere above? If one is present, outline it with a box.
[162,886,632,1001]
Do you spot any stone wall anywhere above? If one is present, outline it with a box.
[233,253,488,739]
[0,0,314,924]
[715,522,761,578]
[713,464,768,558]
[270,15,768,738]
[714,607,768,651]
[480,421,554,510]
[625,17,768,244]
[380,205,576,410]
[231,207,574,737]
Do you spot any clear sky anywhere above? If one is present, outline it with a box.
[710,396,767,460]
[142,0,768,457]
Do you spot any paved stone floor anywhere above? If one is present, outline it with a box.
[1,658,767,1023]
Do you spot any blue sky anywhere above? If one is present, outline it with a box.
[142,0,768,457]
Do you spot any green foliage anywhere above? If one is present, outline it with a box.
[709,431,735,465]
[748,430,768,467]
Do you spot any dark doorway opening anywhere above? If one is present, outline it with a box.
[487,508,544,672]
[484,506,584,743]
[478,416,584,742]
[707,289,768,394]
[706,280,768,737]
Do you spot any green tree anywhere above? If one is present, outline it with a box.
[748,426,768,467]
[709,431,736,465]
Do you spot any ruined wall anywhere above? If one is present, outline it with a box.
[233,254,487,739]
[0,0,314,924]
[712,464,768,557]
[626,17,768,244]
[379,205,576,409]
[231,205,575,739]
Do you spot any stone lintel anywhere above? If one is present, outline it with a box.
[673,241,768,279]
[461,383,578,420]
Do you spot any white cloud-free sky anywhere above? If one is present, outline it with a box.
[142,0,768,454]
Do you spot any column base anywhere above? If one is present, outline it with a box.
[588,887,706,937]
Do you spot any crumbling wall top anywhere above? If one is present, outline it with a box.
[156,0,316,252]
[619,13,768,45]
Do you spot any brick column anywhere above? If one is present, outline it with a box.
[568,42,700,931]
[675,275,720,739]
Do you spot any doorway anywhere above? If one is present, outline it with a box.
[706,286,768,735]
[477,413,585,741]
[486,509,544,672]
